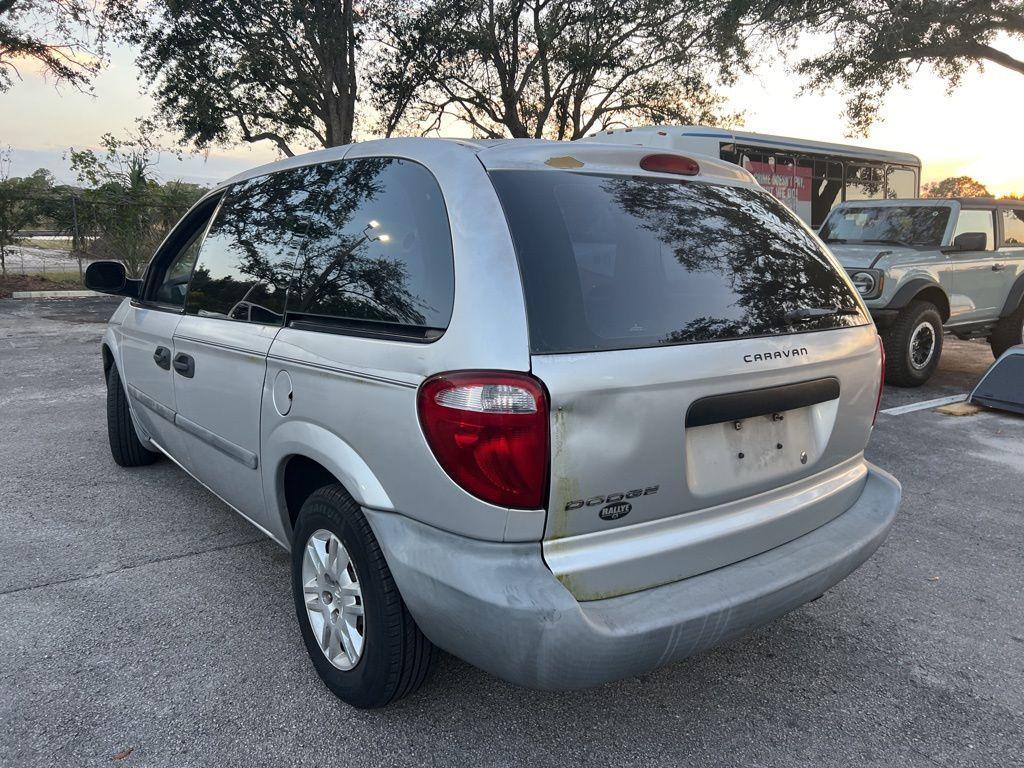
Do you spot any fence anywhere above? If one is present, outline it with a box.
[0,189,202,281]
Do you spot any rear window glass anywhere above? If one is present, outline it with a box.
[490,171,865,354]
[1002,208,1024,246]
[288,158,455,335]
[820,205,950,247]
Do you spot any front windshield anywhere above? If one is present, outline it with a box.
[820,205,951,247]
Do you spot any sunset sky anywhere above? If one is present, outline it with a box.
[2,36,1022,196]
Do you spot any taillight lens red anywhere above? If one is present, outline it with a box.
[873,335,886,425]
[417,371,549,509]
[639,153,700,176]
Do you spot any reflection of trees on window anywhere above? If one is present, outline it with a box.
[603,177,862,344]
[1001,209,1024,246]
[819,206,950,246]
[184,156,454,332]
[845,164,884,200]
[186,164,335,323]
[289,158,454,330]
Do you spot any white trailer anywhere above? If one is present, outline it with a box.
[584,125,921,228]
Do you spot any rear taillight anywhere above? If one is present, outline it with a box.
[639,153,700,176]
[873,335,885,425]
[417,371,549,509]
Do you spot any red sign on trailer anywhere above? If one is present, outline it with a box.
[743,160,813,223]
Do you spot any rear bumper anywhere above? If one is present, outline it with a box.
[365,463,900,690]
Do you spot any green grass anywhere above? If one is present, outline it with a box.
[30,270,82,281]
[17,238,73,252]
[0,271,84,297]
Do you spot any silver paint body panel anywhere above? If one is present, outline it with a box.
[364,464,900,690]
[98,136,902,689]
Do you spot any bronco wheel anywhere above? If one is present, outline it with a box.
[106,365,158,467]
[881,300,944,387]
[291,484,434,708]
[989,302,1024,359]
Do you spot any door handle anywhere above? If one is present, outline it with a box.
[173,352,195,378]
[153,346,171,370]
[992,263,1006,271]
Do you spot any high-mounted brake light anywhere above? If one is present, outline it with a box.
[639,153,700,176]
[873,335,886,425]
[418,372,549,509]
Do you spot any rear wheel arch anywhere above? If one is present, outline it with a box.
[282,455,345,536]
[266,421,394,543]
[990,301,1024,358]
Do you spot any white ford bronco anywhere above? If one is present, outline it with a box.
[821,198,1024,386]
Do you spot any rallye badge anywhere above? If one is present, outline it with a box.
[599,502,632,521]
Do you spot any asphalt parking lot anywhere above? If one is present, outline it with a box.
[2,297,1022,768]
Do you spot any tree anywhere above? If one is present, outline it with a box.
[752,1,1024,134]
[67,132,206,275]
[113,0,361,156]
[368,0,746,140]
[0,0,105,92]
[0,151,53,274]
[922,176,992,198]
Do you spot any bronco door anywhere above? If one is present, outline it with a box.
[948,207,1003,322]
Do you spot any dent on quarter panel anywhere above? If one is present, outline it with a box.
[547,404,580,541]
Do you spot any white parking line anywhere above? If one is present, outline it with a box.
[879,393,969,416]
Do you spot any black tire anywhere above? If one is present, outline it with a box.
[989,302,1024,359]
[881,300,944,387]
[291,484,434,708]
[106,365,159,467]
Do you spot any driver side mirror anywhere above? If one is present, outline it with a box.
[84,261,141,298]
[943,232,987,253]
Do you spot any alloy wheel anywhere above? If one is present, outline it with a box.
[909,321,937,370]
[301,529,365,670]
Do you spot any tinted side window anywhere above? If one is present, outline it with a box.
[1001,208,1024,246]
[185,165,333,324]
[289,158,454,335]
[149,197,220,307]
[953,209,995,250]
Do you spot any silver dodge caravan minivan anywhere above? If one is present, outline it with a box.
[86,138,901,708]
